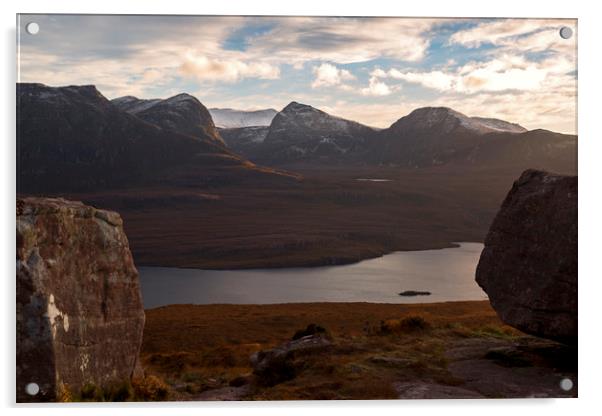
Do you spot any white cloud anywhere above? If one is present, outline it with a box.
[450,19,577,55]
[361,76,394,96]
[449,19,546,48]
[311,63,355,88]
[386,69,455,92]
[180,54,280,83]
[374,54,574,94]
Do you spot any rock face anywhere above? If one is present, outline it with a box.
[475,170,577,343]
[16,197,145,402]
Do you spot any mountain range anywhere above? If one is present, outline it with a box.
[17,83,577,192]
[17,84,293,193]
[220,102,575,172]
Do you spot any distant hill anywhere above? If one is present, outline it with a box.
[209,108,277,129]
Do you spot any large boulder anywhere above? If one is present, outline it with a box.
[475,169,577,344]
[16,197,145,402]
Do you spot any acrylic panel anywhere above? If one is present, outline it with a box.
[16,14,577,402]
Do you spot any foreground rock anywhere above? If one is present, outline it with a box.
[250,334,331,386]
[476,170,577,343]
[16,197,145,402]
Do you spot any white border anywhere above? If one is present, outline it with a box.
[2,1,600,415]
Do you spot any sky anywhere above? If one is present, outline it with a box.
[17,15,577,133]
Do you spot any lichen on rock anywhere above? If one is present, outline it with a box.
[16,197,145,402]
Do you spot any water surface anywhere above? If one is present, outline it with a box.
[139,242,487,308]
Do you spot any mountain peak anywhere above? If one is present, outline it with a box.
[18,83,108,108]
[407,106,468,122]
[394,106,526,135]
[165,93,199,104]
[282,101,316,113]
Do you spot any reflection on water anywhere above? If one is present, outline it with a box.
[139,242,487,308]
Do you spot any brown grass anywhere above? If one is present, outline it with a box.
[63,165,542,269]
[140,301,522,400]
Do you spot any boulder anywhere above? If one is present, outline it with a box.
[475,170,577,343]
[16,197,145,402]
[250,335,331,386]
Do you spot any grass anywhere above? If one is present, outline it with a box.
[139,301,524,400]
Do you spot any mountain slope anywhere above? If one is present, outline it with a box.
[17,83,293,193]
[112,93,224,145]
[210,108,277,128]
[375,107,575,172]
[256,102,377,163]
[219,126,270,159]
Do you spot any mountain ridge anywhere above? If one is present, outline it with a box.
[17,83,296,192]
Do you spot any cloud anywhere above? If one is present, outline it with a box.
[383,69,455,92]
[373,54,574,94]
[311,63,355,88]
[180,54,280,83]
[361,76,394,96]
[449,19,546,48]
[244,17,438,64]
[449,19,577,55]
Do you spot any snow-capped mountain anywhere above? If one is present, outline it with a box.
[387,107,527,136]
[470,117,527,134]
[377,106,571,168]
[209,108,277,128]
[112,93,223,144]
[223,103,575,171]
[255,102,377,163]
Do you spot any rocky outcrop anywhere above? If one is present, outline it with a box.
[250,334,331,386]
[16,197,145,402]
[475,170,577,343]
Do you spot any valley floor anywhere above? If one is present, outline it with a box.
[67,165,543,270]
[140,301,577,400]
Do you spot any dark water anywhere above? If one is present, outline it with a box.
[139,242,487,308]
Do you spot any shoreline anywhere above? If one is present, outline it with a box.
[144,299,491,312]
[134,241,476,271]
